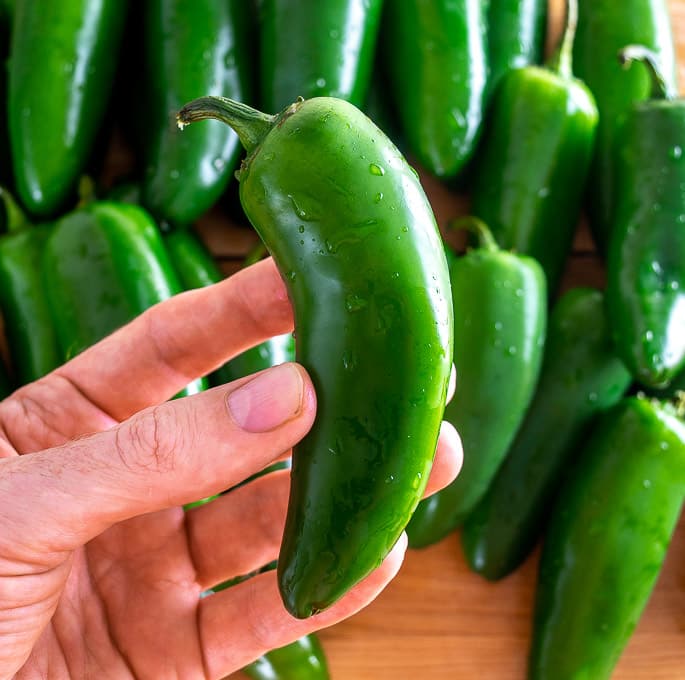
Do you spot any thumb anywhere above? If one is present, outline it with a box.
[0,363,314,553]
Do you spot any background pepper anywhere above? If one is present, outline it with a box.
[529,397,685,679]
[382,0,488,179]
[606,47,685,388]
[139,0,252,228]
[461,288,632,581]
[0,189,61,385]
[486,0,547,95]
[574,0,678,252]
[8,0,128,217]
[178,94,453,619]
[471,0,598,296]
[407,219,546,548]
[259,0,384,112]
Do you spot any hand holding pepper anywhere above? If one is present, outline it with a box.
[0,257,462,679]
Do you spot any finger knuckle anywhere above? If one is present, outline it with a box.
[115,405,176,474]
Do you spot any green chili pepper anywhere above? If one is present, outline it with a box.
[461,288,632,580]
[243,634,329,680]
[0,190,61,385]
[139,0,252,228]
[41,199,206,398]
[486,0,547,94]
[177,94,453,618]
[574,0,677,253]
[471,0,597,296]
[529,396,685,680]
[383,0,488,179]
[606,48,685,389]
[259,0,383,112]
[8,0,128,217]
[407,218,546,549]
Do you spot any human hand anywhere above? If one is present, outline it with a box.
[0,257,461,679]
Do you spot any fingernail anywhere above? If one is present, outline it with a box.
[226,363,304,432]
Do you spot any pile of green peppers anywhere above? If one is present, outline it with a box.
[0,0,684,678]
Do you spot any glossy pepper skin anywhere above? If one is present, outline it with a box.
[140,0,252,228]
[574,0,677,253]
[407,219,546,549]
[243,634,329,680]
[383,0,488,179]
[461,288,632,580]
[607,49,685,389]
[472,0,598,296]
[259,0,383,112]
[41,200,206,395]
[486,0,547,94]
[529,397,685,680]
[8,0,128,217]
[0,190,62,385]
[178,95,453,618]
[162,228,295,385]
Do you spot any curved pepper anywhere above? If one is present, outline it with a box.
[140,0,252,228]
[177,95,453,618]
[383,0,488,179]
[8,0,128,216]
[461,288,632,580]
[486,0,547,94]
[472,0,598,296]
[529,396,685,679]
[0,190,62,385]
[606,48,685,388]
[259,0,383,112]
[407,219,546,549]
[41,200,206,397]
[574,0,677,252]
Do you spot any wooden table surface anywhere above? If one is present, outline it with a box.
[205,2,685,678]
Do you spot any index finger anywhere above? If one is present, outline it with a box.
[56,257,293,421]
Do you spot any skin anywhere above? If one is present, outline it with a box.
[0,258,460,679]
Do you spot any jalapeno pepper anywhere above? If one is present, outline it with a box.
[573,0,677,253]
[259,0,383,113]
[177,94,453,618]
[486,0,547,94]
[139,0,252,228]
[407,218,546,548]
[243,634,329,680]
[461,288,632,580]
[8,0,128,217]
[606,48,685,388]
[383,0,488,179]
[0,190,61,386]
[471,0,598,296]
[529,396,685,679]
[41,200,206,398]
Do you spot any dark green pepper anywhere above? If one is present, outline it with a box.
[606,48,685,388]
[461,288,632,580]
[0,190,61,385]
[177,95,453,618]
[574,0,678,252]
[259,0,383,112]
[140,0,252,228]
[383,0,488,179]
[41,200,206,397]
[243,634,329,680]
[472,0,598,296]
[8,0,128,217]
[407,219,546,548]
[529,396,685,679]
[486,0,547,94]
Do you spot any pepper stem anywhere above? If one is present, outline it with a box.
[619,45,677,100]
[548,0,578,79]
[177,96,276,154]
[0,187,30,234]
[449,216,499,252]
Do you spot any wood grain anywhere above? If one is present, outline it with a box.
[216,2,685,678]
